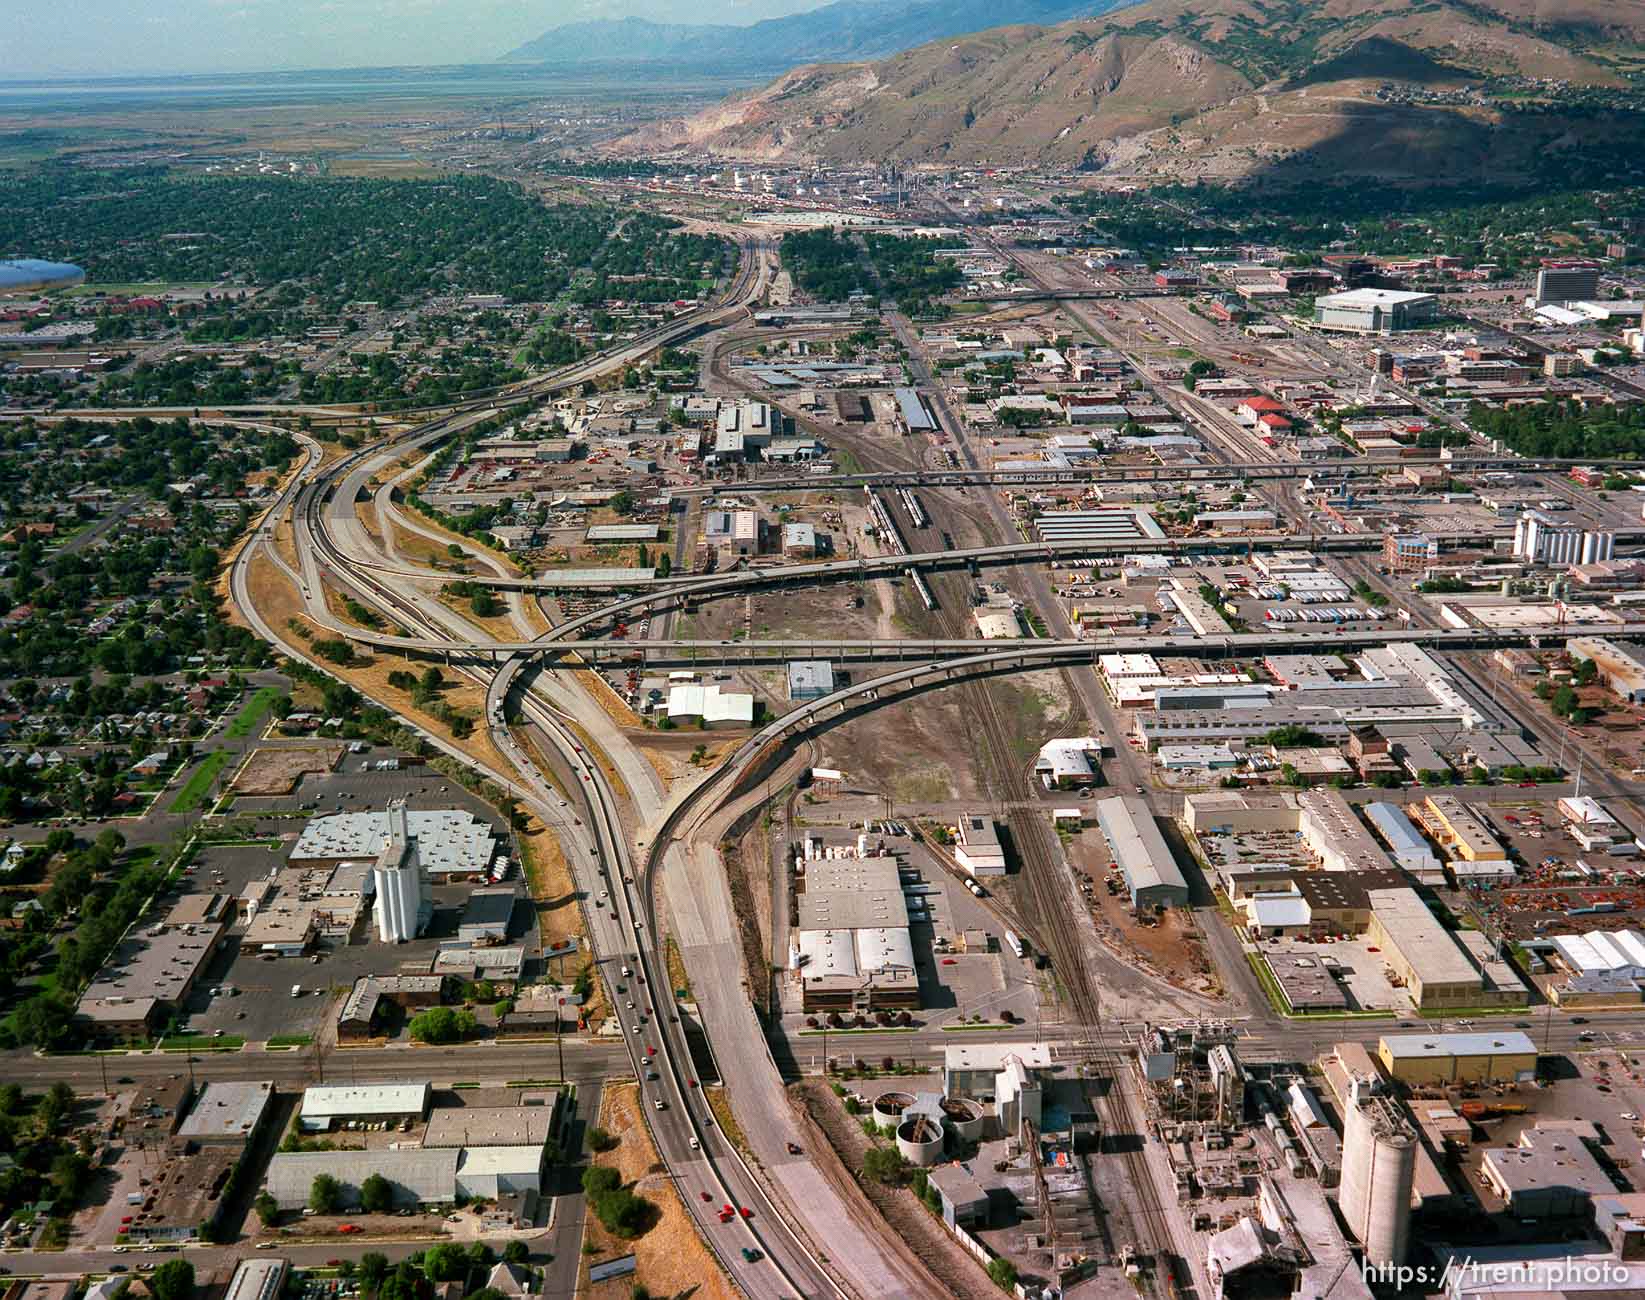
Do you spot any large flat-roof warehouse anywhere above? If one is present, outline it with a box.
[74,905,229,1039]
[289,809,498,876]
[791,852,917,1012]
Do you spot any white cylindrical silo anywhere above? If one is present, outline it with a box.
[1339,1082,1416,1267]
[374,862,420,942]
[1582,533,1598,565]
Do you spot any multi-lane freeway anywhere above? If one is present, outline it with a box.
[219,218,1645,1300]
[230,241,933,1298]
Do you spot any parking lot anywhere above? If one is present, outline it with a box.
[228,750,507,826]
[181,877,533,1044]
[163,769,533,1046]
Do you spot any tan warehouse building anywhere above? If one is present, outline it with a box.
[1377,1031,1538,1087]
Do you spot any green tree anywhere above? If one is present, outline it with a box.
[151,1259,195,1300]
[502,1241,529,1265]
[409,1006,474,1044]
[50,1152,91,1207]
[358,1254,390,1293]
[359,1172,393,1214]
[254,1192,279,1226]
[987,1257,1017,1291]
[862,1146,907,1186]
[421,1242,467,1282]
[309,1173,342,1214]
[39,1081,76,1129]
[18,997,75,1050]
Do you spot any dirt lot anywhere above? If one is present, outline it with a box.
[1068,831,1221,995]
[232,745,343,796]
[240,552,521,784]
[799,687,981,805]
[582,1084,734,1300]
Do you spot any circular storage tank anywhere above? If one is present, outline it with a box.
[940,1096,986,1143]
[896,1115,944,1167]
[1340,1095,1416,1267]
[0,259,86,294]
[873,1091,915,1127]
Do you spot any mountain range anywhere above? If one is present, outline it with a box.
[500,0,1135,69]
[614,0,1645,184]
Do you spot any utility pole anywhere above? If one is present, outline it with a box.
[555,996,566,1082]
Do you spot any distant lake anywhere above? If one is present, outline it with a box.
[0,64,761,114]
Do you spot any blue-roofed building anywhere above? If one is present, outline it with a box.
[893,387,935,432]
[0,259,85,293]
[1363,801,1444,883]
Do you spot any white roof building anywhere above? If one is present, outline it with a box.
[1551,928,1645,974]
[290,810,497,876]
[225,1259,288,1300]
[666,683,755,727]
[178,1081,274,1143]
[299,1082,431,1130]
[265,1148,459,1208]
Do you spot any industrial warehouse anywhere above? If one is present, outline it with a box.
[790,839,919,1012]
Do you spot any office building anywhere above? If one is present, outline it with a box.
[74,904,229,1040]
[1535,264,1601,306]
[1382,531,1438,573]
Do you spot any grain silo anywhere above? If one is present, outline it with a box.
[1339,1076,1416,1266]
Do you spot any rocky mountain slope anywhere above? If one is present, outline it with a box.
[501,0,1134,70]
[619,0,1645,181]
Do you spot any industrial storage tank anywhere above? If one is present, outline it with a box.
[873,1092,915,1128]
[940,1096,987,1144]
[896,1114,944,1167]
[0,259,86,294]
[1339,1080,1416,1267]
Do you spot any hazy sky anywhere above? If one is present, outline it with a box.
[4,0,830,78]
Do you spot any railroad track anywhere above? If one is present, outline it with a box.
[888,454,1194,1298]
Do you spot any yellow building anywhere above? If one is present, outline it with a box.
[1419,795,1508,865]
[1376,1031,1538,1087]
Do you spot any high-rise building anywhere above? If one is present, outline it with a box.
[373,800,427,943]
[1535,264,1600,306]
